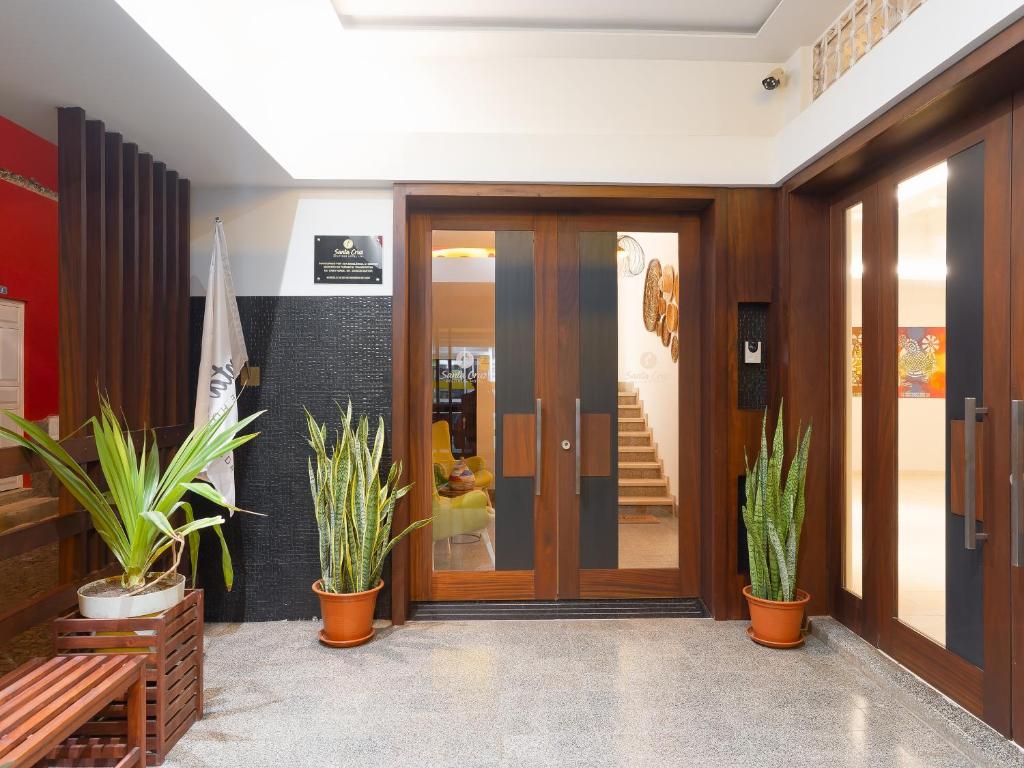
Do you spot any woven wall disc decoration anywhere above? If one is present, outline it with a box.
[660,264,676,296]
[666,303,679,332]
[642,259,662,331]
[673,272,679,303]
[655,315,665,339]
[657,296,667,317]
[660,319,671,346]
[671,334,679,362]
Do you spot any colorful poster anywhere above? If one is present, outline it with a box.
[850,326,946,398]
[851,328,863,396]
[898,326,945,398]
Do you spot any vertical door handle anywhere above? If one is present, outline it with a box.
[964,396,989,550]
[575,398,582,496]
[1012,400,1023,566]
[535,398,542,496]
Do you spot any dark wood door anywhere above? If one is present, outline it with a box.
[554,214,702,598]
[409,211,702,601]
[852,107,1014,733]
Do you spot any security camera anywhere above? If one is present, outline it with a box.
[762,68,784,91]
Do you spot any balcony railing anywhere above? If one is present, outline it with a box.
[812,0,927,99]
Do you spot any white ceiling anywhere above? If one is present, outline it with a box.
[326,0,848,61]
[0,0,290,186]
[0,0,848,186]
[334,0,786,34]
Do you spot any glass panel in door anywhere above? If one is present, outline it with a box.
[844,204,865,597]
[578,231,680,570]
[895,150,983,662]
[430,230,536,573]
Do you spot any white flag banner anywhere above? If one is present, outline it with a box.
[194,218,248,508]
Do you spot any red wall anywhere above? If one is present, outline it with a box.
[0,115,58,422]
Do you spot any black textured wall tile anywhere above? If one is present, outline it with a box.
[737,302,769,411]
[189,296,393,622]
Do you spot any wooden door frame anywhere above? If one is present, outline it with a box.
[827,183,879,642]
[391,184,726,623]
[1012,87,1024,747]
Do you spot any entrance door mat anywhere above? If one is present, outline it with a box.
[408,598,708,621]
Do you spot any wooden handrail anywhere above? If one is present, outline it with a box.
[0,423,190,478]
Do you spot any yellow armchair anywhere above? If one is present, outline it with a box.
[431,420,494,490]
[431,483,493,542]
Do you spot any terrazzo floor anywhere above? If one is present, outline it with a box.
[165,618,1001,768]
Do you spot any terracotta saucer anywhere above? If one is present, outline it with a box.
[318,628,374,648]
[746,625,805,649]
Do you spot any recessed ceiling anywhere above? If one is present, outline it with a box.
[333,0,786,35]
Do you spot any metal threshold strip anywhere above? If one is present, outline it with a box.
[408,598,708,621]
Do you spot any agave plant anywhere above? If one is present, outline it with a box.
[742,402,812,602]
[0,396,262,590]
[306,402,429,594]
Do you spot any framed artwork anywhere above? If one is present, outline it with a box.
[850,326,946,398]
[898,326,945,398]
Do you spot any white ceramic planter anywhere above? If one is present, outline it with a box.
[77,573,186,619]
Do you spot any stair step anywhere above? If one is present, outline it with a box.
[619,479,669,497]
[618,418,647,432]
[619,448,657,462]
[618,432,652,447]
[619,462,663,479]
[617,393,638,406]
[0,496,59,534]
[617,381,635,393]
[619,496,675,512]
[618,405,642,418]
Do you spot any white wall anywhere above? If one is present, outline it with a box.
[776,0,1024,182]
[617,232,680,499]
[189,187,393,297]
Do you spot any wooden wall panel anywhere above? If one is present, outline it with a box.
[151,163,167,429]
[84,120,105,416]
[137,154,154,427]
[165,171,180,421]
[122,143,140,425]
[104,133,124,409]
[177,180,191,424]
[49,105,193,609]
[777,192,831,617]
[721,188,780,620]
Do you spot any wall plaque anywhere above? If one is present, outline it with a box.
[314,235,383,285]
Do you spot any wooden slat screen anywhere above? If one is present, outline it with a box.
[0,107,193,649]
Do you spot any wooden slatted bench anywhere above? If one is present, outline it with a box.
[0,654,146,768]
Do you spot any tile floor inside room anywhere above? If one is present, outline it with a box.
[164,617,1015,768]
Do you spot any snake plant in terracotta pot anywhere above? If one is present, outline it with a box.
[306,403,429,647]
[742,402,812,648]
[0,396,261,618]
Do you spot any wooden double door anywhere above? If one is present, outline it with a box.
[408,211,701,601]
[831,100,1024,736]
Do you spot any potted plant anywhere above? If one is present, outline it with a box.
[306,403,429,647]
[0,396,261,618]
[742,402,812,648]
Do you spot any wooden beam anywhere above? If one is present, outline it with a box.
[104,132,125,411]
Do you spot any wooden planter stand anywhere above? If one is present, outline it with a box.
[52,589,204,766]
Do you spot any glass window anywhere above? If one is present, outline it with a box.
[844,204,864,597]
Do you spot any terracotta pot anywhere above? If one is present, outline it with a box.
[742,585,810,648]
[312,579,383,648]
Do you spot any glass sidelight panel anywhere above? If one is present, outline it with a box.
[896,148,985,665]
[579,231,680,570]
[430,230,536,572]
[845,204,865,597]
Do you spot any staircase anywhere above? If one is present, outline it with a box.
[617,382,675,518]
